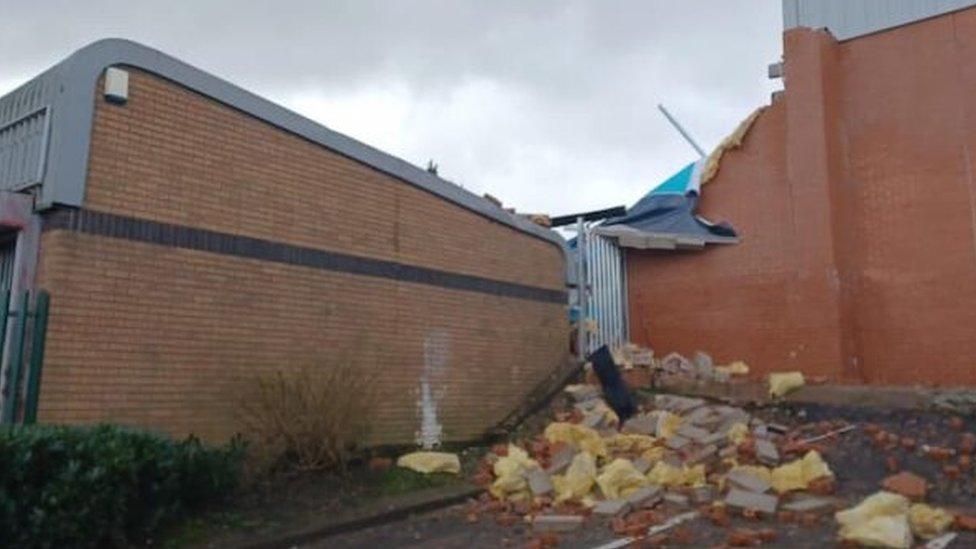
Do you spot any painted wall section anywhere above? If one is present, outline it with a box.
[629,9,976,386]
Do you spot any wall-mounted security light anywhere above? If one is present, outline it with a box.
[104,67,129,104]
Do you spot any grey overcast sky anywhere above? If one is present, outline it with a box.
[0,1,782,216]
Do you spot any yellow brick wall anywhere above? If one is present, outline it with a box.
[84,70,563,290]
[35,70,568,444]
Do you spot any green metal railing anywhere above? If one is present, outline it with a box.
[0,290,50,425]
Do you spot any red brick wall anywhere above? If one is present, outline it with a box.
[628,11,976,386]
[627,99,847,379]
[35,70,567,443]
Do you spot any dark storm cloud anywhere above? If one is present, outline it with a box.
[0,1,782,214]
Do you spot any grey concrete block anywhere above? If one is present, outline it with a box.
[666,435,691,451]
[532,515,585,532]
[782,497,835,513]
[755,439,780,466]
[526,467,554,496]
[727,469,772,494]
[654,394,704,414]
[632,457,652,475]
[700,431,729,447]
[546,447,578,475]
[686,407,723,428]
[565,384,601,402]
[725,488,778,514]
[691,485,716,503]
[687,444,718,465]
[625,485,662,508]
[663,492,690,507]
[594,499,631,516]
[677,424,712,443]
[582,412,605,430]
[693,351,713,370]
[622,414,657,436]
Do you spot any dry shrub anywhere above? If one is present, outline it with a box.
[238,362,378,475]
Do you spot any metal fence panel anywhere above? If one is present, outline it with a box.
[582,232,628,353]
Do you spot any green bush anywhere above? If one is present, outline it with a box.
[0,424,244,548]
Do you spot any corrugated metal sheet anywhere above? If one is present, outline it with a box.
[0,107,50,190]
[582,233,628,353]
[784,0,976,41]
[0,70,57,192]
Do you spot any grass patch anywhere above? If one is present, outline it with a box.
[376,468,457,496]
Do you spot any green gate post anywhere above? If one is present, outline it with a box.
[1,291,29,424]
[0,290,10,424]
[24,291,50,424]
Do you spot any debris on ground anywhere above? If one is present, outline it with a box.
[768,371,805,398]
[396,451,461,474]
[460,345,861,546]
[909,503,954,539]
[437,344,976,547]
[835,491,913,548]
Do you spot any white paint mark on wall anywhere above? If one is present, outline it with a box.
[416,330,450,448]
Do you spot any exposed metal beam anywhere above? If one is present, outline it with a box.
[550,206,627,228]
[657,104,706,158]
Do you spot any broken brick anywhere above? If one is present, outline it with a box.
[670,525,694,545]
[641,533,670,547]
[525,532,560,549]
[368,456,393,471]
[900,437,917,451]
[960,433,976,455]
[742,507,763,521]
[882,471,927,500]
[727,529,762,546]
[472,468,494,486]
[800,512,820,527]
[885,456,899,473]
[956,514,976,531]
[925,446,955,461]
[807,476,836,495]
[495,513,519,527]
[949,416,965,431]
[512,500,533,515]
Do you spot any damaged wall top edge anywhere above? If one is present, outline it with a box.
[783,0,976,41]
[0,38,568,265]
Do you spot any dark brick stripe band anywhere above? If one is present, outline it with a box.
[42,208,567,304]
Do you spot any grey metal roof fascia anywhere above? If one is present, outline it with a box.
[782,0,976,42]
[20,38,568,268]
